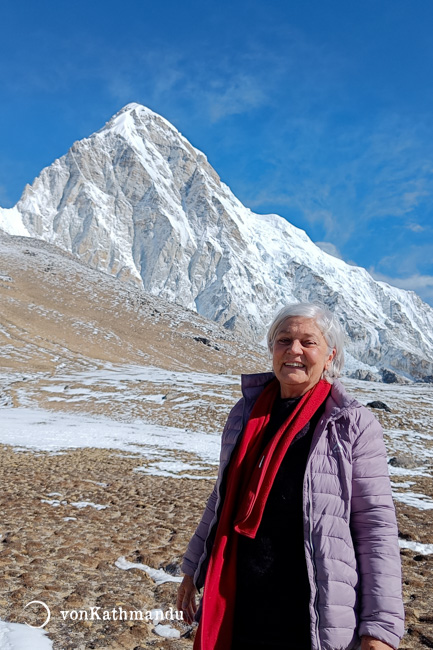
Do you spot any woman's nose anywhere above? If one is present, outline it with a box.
[286,339,303,354]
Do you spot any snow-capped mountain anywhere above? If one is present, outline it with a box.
[1,103,433,378]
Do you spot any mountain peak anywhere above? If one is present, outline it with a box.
[99,103,185,143]
[105,102,163,125]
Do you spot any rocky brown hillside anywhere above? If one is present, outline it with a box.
[0,230,267,378]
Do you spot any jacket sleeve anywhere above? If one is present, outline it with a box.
[181,481,218,578]
[181,397,245,580]
[350,409,405,649]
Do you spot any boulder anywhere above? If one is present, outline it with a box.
[388,454,420,469]
[381,369,411,384]
[416,375,433,384]
[367,400,392,413]
[351,369,379,382]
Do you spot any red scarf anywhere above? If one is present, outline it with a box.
[194,378,331,650]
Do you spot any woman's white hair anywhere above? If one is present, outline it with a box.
[267,302,345,380]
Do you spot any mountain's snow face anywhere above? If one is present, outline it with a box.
[0,206,29,237]
[2,102,433,378]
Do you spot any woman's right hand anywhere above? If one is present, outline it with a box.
[176,574,197,624]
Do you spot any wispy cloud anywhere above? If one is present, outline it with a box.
[92,20,347,128]
[407,222,426,233]
[375,243,433,276]
[369,241,433,306]
[370,270,433,306]
[0,184,12,206]
[205,75,267,122]
[241,110,433,265]
[315,241,343,259]
[99,47,274,123]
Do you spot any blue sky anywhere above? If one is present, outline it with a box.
[1,0,433,304]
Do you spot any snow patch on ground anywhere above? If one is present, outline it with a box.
[0,406,221,477]
[153,622,181,639]
[115,556,182,586]
[392,492,433,510]
[70,501,108,510]
[399,540,433,555]
[0,620,53,650]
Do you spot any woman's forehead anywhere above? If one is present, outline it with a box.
[278,317,323,336]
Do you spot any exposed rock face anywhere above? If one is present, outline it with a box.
[1,103,433,378]
[351,369,379,382]
[382,369,412,384]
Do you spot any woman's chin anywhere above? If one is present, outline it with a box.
[280,370,308,385]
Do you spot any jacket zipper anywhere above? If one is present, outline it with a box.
[305,411,344,650]
[307,467,321,649]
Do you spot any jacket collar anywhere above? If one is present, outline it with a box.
[322,378,360,421]
[241,371,274,402]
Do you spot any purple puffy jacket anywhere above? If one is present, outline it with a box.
[182,373,405,650]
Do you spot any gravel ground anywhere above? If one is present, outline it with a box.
[0,443,432,649]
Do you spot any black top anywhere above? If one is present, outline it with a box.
[232,394,323,650]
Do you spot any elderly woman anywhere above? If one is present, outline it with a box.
[177,303,404,650]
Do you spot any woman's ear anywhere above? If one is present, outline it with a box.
[325,348,336,370]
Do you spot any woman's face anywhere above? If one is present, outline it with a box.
[272,317,336,398]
